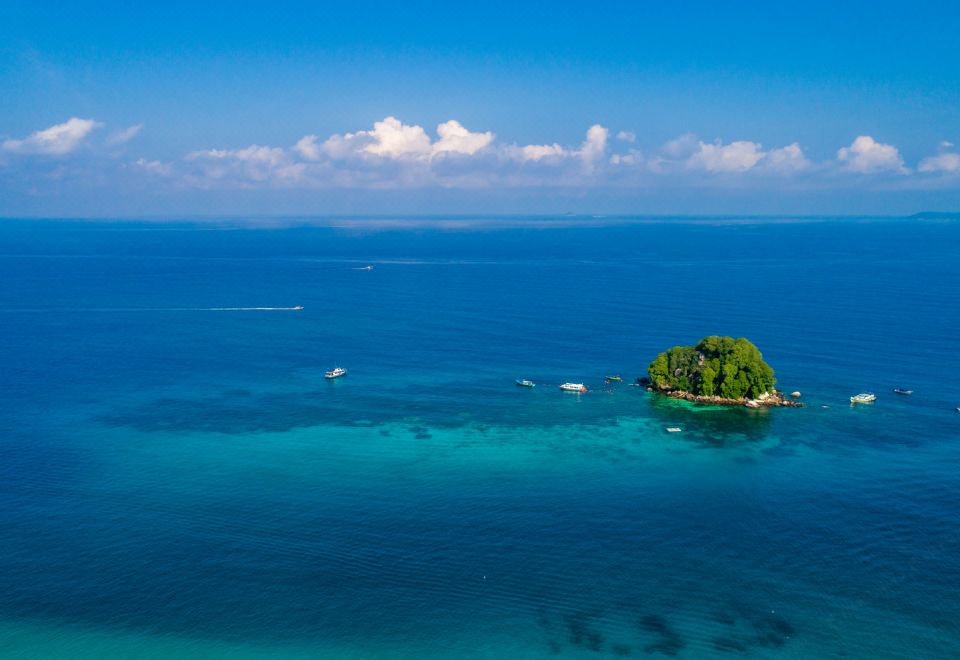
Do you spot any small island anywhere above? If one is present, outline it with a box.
[645,336,801,408]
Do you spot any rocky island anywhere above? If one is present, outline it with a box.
[645,336,801,408]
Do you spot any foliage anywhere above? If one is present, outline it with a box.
[647,336,776,400]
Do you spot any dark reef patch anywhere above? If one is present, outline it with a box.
[566,610,605,652]
[96,380,643,436]
[638,614,685,656]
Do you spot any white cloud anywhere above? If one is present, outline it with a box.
[189,145,287,167]
[113,120,946,193]
[363,116,432,158]
[917,141,960,174]
[3,117,102,155]
[688,140,765,172]
[432,120,494,156]
[508,124,609,168]
[661,133,699,159]
[298,117,493,163]
[610,149,643,166]
[106,124,143,146]
[186,144,303,183]
[134,158,173,176]
[579,124,608,172]
[616,130,636,143]
[761,143,810,172]
[294,135,322,160]
[510,143,570,162]
[918,152,960,173]
[836,135,907,173]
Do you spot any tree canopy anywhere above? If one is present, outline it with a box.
[648,336,776,400]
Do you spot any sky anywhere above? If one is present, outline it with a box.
[2,1,960,218]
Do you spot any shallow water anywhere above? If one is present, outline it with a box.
[1,217,959,658]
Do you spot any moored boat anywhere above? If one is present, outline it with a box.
[850,392,876,404]
[560,382,587,393]
[666,427,682,433]
[605,375,622,382]
[893,388,913,395]
[325,367,347,379]
[516,379,536,388]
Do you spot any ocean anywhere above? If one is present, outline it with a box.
[0,216,958,658]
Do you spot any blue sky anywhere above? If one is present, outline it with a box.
[2,1,959,217]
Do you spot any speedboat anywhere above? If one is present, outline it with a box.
[293,305,304,310]
[850,393,876,404]
[516,379,536,388]
[893,388,912,395]
[605,375,622,382]
[666,427,682,433]
[560,382,587,393]
[325,367,347,379]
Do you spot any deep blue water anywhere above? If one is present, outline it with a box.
[1,217,959,658]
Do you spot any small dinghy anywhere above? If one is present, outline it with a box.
[516,379,536,388]
[325,367,347,379]
[666,427,682,433]
[605,375,622,382]
[893,388,913,395]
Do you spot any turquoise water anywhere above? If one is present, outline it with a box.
[1,217,959,658]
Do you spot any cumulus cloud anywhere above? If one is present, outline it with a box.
[511,143,570,162]
[293,135,322,160]
[643,135,809,175]
[579,124,608,172]
[918,152,960,173]
[507,124,608,170]
[362,116,432,158]
[918,142,960,174]
[661,133,700,160]
[106,124,143,146]
[687,140,765,172]
[761,143,810,172]
[98,117,952,193]
[432,120,494,156]
[837,135,907,174]
[3,117,102,155]
[295,117,494,163]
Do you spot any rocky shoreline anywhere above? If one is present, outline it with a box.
[643,384,803,408]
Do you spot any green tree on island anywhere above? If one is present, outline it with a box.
[648,336,776,400]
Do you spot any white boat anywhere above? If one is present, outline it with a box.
[850,393,876,404]
[293,305,304,310]
[325,367,347,379]
[560,382,586,393]
[666,427,682,433]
